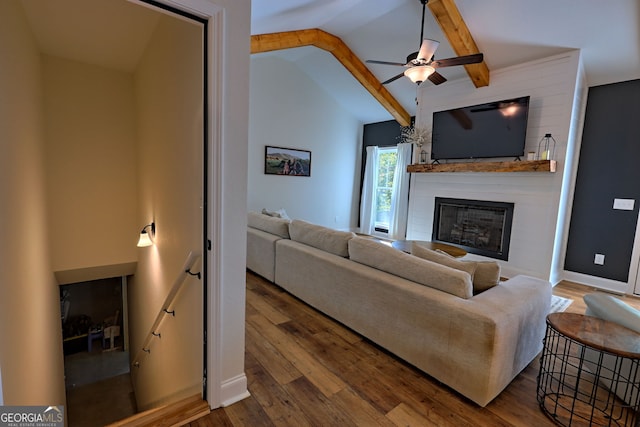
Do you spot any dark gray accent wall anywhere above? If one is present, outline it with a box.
[358,118,413,226]
[564,79,640,282]
[359,118,413,193]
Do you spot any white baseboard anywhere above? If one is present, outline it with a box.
[561,271,629,295]
[218,374,250,407]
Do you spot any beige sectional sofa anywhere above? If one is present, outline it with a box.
[246,212,552,407]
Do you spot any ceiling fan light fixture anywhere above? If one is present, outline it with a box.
[417,38,439,61]
[404,65,435,84]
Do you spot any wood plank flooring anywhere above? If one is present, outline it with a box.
[191,272,640,427]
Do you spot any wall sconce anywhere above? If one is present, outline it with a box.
[137,222,155,247]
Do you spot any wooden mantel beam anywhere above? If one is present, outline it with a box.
[251,29,412,126]
[428,0,490,88]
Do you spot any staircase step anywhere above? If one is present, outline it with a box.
[107,394,210,427]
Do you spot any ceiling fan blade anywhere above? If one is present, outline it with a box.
[366,59,407,67]
[417,39,439,61]
[431,53,484,68]
[382,72,405,85]
[428,71,447,85]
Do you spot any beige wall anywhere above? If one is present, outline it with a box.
[43,56,138,276]
[0,0,251,412]
[0,0,65,406]
[129,14,204,410]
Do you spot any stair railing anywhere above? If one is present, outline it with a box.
[132,251,201,368]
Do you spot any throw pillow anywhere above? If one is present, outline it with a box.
[411,243,500,294]
[411,243,477,278]
[471,261,501,293]
[275,208,291,220]
[261,208,290,219]
[261,208,277,216]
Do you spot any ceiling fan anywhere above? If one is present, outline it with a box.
[366,0,483,86]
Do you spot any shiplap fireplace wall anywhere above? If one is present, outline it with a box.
[407,51,587,283]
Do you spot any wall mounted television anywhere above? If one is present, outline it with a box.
[431,96,530,161]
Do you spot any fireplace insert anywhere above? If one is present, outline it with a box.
[432,197,514,260]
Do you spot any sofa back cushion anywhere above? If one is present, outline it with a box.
[411,243,500,294]
[247,211,291,239]
[289,220,355,257]
[348,237,473,299]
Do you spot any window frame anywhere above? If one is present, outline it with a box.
[373,146,398,234]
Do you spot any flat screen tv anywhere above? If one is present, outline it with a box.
[431,96,530,161]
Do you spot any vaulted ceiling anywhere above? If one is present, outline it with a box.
[252,0,640,124]
[17,0,640,126]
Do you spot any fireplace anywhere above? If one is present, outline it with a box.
[432,198,514,260]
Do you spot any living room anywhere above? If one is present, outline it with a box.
[248,1,640,297]
[2,0,639,423]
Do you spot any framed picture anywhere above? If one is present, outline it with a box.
[264,146,311,176]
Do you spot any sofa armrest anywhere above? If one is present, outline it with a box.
[247,227,282,282]
[463,275,552,395]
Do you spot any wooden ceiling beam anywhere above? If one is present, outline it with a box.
[427,0,490,88]
[251,29,411,126]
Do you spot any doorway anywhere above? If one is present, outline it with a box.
[61,277,135,425]
[19,0,208,422]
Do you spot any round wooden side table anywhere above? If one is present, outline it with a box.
[537,313,640,426]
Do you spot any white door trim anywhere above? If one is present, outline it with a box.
[131,0,250,408]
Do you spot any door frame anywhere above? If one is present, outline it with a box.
[132,0,243,408]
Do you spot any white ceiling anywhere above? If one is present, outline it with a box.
[252,0,640,123]
[18,0,640,124]
[20,0,161,72]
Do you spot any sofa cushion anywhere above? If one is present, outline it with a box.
[349,237,473,299]
[584,293,640,333]
[247,211,290,239]
[411,244,500,294]
[471,262,501,293]
[289,220,354,257]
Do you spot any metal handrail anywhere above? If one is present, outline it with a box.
[132,251,201,367]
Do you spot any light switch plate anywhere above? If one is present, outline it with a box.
[613,198,635,210]
[594,253,605,265]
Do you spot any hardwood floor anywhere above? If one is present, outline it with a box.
[191,272,640,427]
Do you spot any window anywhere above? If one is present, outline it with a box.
[374,147,397,233]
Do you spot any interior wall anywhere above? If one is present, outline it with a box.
[0,0,65,407]
[248,55,362,229]
[43,55,138,276]
[129,13,204,410]
[409,51,583,281]
[564,79,640,289]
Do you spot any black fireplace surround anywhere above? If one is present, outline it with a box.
[432,198,514,261]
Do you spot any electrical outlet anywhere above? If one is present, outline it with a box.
[594,254,605,265]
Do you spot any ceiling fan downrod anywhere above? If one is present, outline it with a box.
[419,0,428,47]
